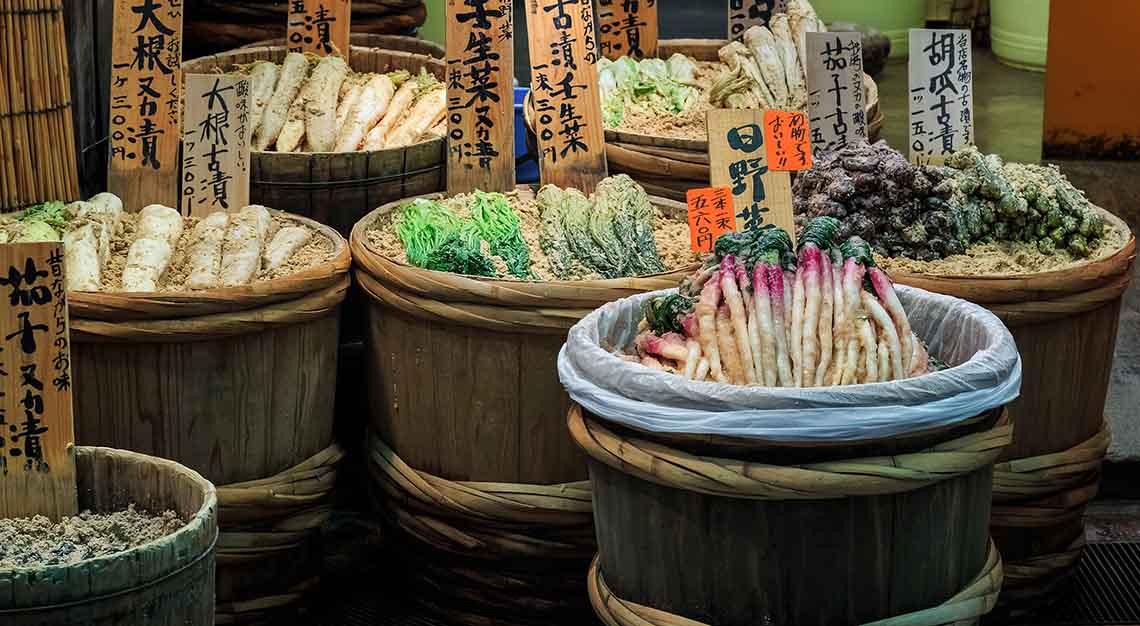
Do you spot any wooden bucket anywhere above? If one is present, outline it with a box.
[242,33,444,59]
[570,405,1010,626]
[69,212,351,624]
[182,45,446,238]
[0,446,217,626]
[890,208,1137,611]
[523,38,884,203]
[351,187,699,625]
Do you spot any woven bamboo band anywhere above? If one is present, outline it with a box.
[71,278,348,342]
[991,423,1108,527]
[1002,534,1085,591]
[213,445,343,622]
[588,541,1002,626]
[568,405,1012,500]
[367,433,595,559]
[989,273,1133,326]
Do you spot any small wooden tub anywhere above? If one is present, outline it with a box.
[570,405,1010,626]
[890,208,1137,610]
[524,39,884,203]
[351,187,698,625]
[183,44,445,238]
[0,446,217,626]
[69,212,350,624]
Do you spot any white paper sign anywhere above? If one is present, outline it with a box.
[908,28,974,165]
[805,31,867,156]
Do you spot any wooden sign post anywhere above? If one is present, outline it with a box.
[0,242,78,519]
[288,0,352,56]
[108,0,184,211]
[908,28,974,165]
[445,0,516,195]
[525,0,608,193]
[728,0,787,42]
[598,0,659,60]
[181,75,253,217]
[804,31,867,156]
[707,109,796,242]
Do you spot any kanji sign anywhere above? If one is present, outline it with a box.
[686,187,736,252]
[707,109,795,243]
[763,110,813,171]
[598,0,658,60]
[908,28,974,165]
[182,74,252,217]
[805,31,867,155]
[287,0,352,56]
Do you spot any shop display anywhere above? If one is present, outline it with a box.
[365,175,696,281]
[240,52,444,153]
[795,141,1125,267]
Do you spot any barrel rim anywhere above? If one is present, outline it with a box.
[239,33,446,59]
[181,44,445,157]
[348,185,702,308]
[69,210,350,322]
[0,446,217,610]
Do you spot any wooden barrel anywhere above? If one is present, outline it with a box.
[351,187,699,625]
[1,446,217,626]
[889,208,1137,612]
[570,405,1010,626]
[242,33,444,59]
[182,45,445,238]
[524,39,884,203]
[69,212,351,624]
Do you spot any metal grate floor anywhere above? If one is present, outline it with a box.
[1021,542,1140,625]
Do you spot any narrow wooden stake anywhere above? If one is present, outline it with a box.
[707,109,796,243]
[0,242,78,520]
[445,0,516,195]
[598,0,658,60]
[287,0,353,58]
[107,0,184,211]
[181,74,253,217]
[524,0,608,194]
[908,28,974,165]
[728,0,787,42]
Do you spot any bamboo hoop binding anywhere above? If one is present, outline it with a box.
[183,44,446,237]
[523,39,883,203]
[570,405,1011,625]
[0,1,79,210]
[891,209,1136,611]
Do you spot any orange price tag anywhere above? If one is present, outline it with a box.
[686,187,736,253]
[764,110,813,171]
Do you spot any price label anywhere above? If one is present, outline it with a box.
[686,187,736,253]
[707,109,795,244]
[446,0,516,194]
[598,0,658,60]
[0,242,78,519]
[908,28,974,165]
[108,0,184,211]
[287,0,352,57]
[525,0,609,193]
[182,74,252,217]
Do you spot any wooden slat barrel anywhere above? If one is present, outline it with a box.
[68,212,350,624]
[571,404,1010,626]
[0,446,217,626]
[524,38,883,203]
[889,208,1137,613]
[182,45,445,239]
[350,187,699,625]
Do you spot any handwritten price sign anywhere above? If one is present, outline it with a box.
[764,110,813,171]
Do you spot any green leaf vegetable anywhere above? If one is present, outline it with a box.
[469,191,531,278]
[598,54,700,128]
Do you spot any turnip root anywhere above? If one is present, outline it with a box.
[720,256,758,384]
[791,268,805,386]
[716,304,746,384]
[641,355,666,370]
[857,317,879,383]
[877,337,890,383]
[869,267,916,375]
[800,248,821,387]
[768,265,795,386]
[862,290,905,381]
[335,73,395,152]
[815,256,834,386]
[830,258,847,386]
[254,52,309,151]
[736,258,765,382]
[695,272,726,382]
[683,338,701,379]
[752,264,779,386]
[304,55,350,152]
[694,358,710,382]
[909,336,930,377]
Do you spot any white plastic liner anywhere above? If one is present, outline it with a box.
[558,284,1021,442]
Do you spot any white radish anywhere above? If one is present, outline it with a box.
[335,75,367,135]
[247,61,280,137]
[254,52,309,151]
[335,73,396,152]
[385,85,446,148]
[276,90,308,153]
[304,55,350,152]
[362,77,419,150]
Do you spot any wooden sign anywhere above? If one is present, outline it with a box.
[908,28,974,165]
[764,110,812,171]
[686,187,735,253]
[598,0,658,60]
[525,0,608,193]
[707,109,795,242]
[0,242,78,520]
[182,75,252,217]
[108,0,184,211]
[288,0,352,56]
[805,31,867,155]
[728,0,787,42]
[446,0,516,194]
